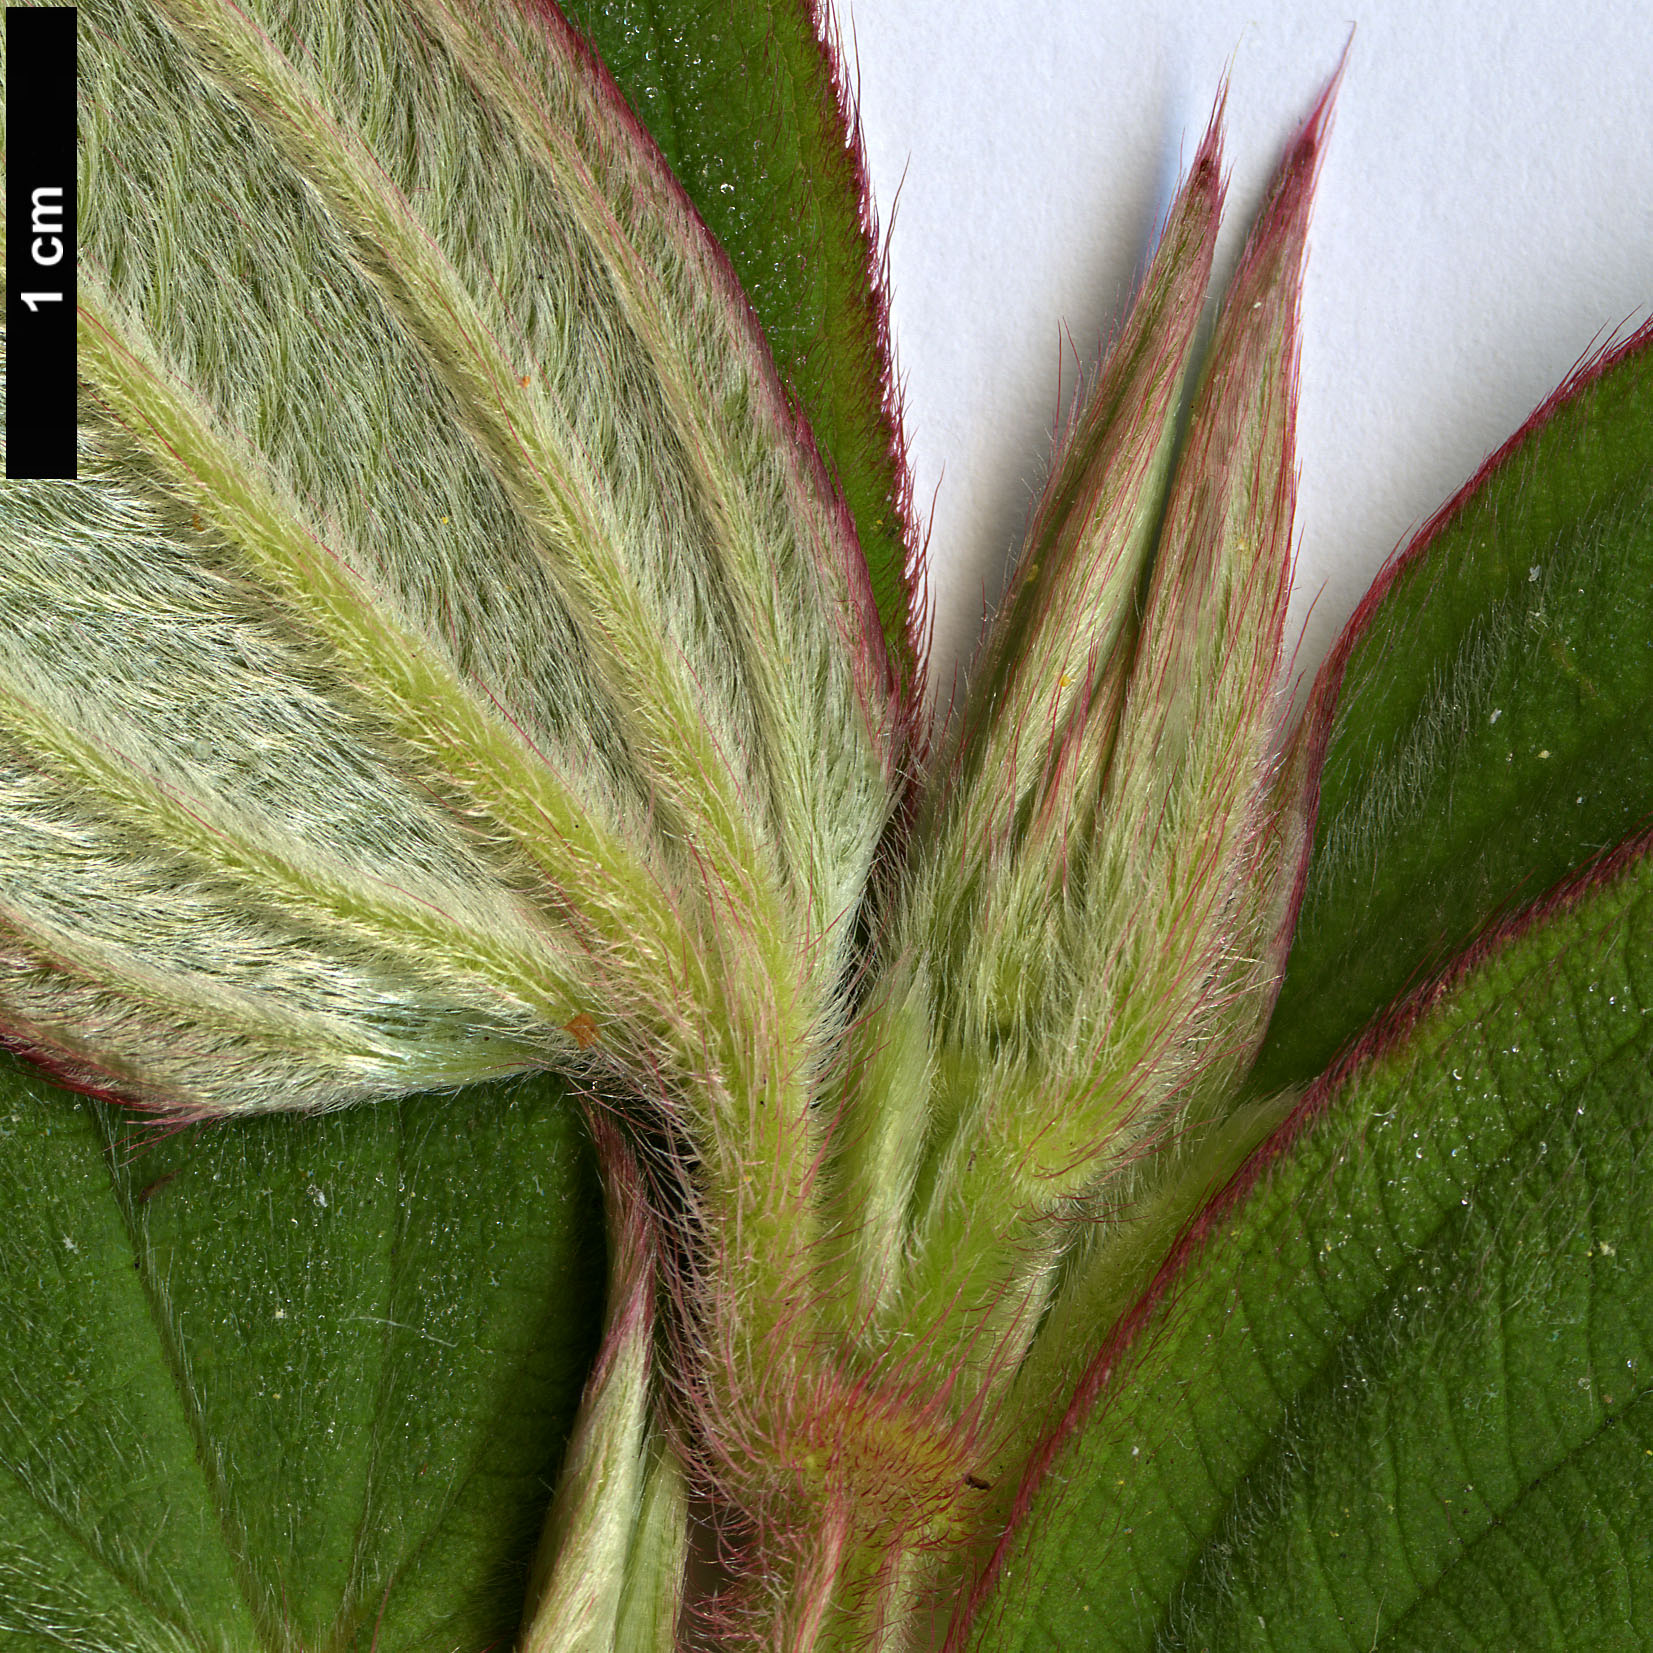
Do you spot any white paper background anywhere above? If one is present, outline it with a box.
[841,0,1653,702]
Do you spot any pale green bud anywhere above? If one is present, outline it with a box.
[868,92,1333,1393]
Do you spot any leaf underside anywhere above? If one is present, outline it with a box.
[559,0,920,680]
[3,0,912,1643]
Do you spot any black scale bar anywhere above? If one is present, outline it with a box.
[7,6,78,481]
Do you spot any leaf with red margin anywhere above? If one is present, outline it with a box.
[957,827,1653,1651]
[557,0,925,689]
[1251,321,1653,1095]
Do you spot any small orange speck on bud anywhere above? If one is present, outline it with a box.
[191,513,203,532]
[564,1011,599,1049]
[518,374,532,388]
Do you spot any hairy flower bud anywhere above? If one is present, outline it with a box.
[1031,80,1334,1181]
[834,112,1225,1259]
[944,107,1226,854]
[853,89,1333,1398]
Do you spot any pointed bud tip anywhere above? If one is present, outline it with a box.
[1146,88,1228,308]
[1217,46,1347,342]
[1260,44,1348,246]
[1188,82,1228,198]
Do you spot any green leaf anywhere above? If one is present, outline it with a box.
[960,831,1653,1651]
[12,4,909,1638]
[559,0,919,678]
[0,1058,604,1651]
[1251,324,1653,1093]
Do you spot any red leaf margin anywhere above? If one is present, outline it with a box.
[941,306,1653,1653]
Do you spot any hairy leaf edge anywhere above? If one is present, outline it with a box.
[801,0,930,695]
[944,748,1653,1645]
[1259,314,1653,1064]
[542,0,923,714]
